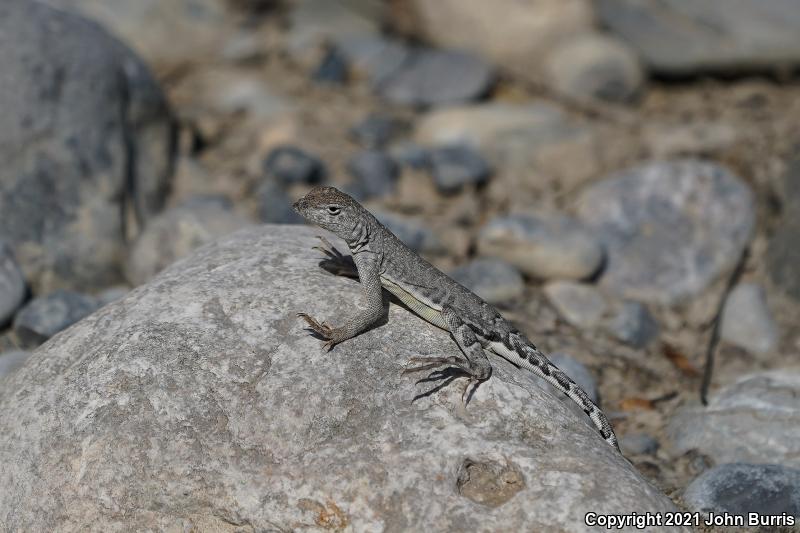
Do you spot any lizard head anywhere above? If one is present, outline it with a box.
[292,186,363,238]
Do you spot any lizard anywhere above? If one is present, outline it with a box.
[292,186,620,451]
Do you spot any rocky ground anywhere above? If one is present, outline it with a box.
[1,0,800,530]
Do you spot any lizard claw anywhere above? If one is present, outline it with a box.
[461,377,483,407]
[297,313,338,351]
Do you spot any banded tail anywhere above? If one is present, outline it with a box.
[501,331,620,451]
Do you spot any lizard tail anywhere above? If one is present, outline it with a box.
[508,333,620,451]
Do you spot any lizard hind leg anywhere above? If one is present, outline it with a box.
[402,307,493,406]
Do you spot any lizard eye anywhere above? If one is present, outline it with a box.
[327,206,341,216]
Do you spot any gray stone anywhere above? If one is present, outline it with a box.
[620,433,660,456]
[449,258,525,305]
[257,181,305,225]
[0,0,174,293]
[347,150,400,199]
[544,33,644,102]
[42,0,229,71]
[605,301,659,348]
[12,290,98,348]
[0,242,26,326]
[767,158,800,303]
[183,67,293,120]
[720,283,779,355]
[312,46,348,84]
[394,0,593,86]
[597,0,800,75]
[125,199,252,286]
[0,350,30,380]
[683,463,800,517]
[668,370,800,467]
[549,352,599,404]
[389,142,431,169]
[0,225,685,531]
[415,102,574,150]
[428,144,491,194]
[263,145,326,185]
[577,160,754,305]
[543,281,608,329]
[379,49,494,108]
[336,35,412,87]
[288,0,385,65]
[478,213,605,281]
[371,210,444,254]
[350,114,400,149]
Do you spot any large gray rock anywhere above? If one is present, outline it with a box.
[683,463,800,518]
[576,160,754,305]
[597,0,800,75]
[668,370,800,467]
[0,226,683,531]
[42,0,229,71]
[0,0,174,293]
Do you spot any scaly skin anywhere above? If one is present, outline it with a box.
[293,186,620,451]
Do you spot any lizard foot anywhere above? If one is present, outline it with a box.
[297,313,337,351]
[314,236,358,279]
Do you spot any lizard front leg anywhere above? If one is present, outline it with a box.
[299,250,385,351]
[404,306,492,404]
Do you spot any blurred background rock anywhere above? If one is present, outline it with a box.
[1,0,800,525]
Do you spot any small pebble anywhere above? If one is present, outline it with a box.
[619,432,659,455]
[428,144,491,194]
[13,290,99,348]
[0,242,26,326]
[720,283,779,355]
[544,33,643,103]
[543,281,607,329]
[478,213,604,281]
[683,463,800,517]
[0,350,30,379]
[605,301,659,348]
[263,145,326,185]
[449,258,524,304]
[350,114,399,149]
[389,142,430,169]
[312,47,348,84]
[347,150,399,199]
[379,48,494,107]
[336,35,411,87]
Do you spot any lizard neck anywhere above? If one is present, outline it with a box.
[345,217,372,254]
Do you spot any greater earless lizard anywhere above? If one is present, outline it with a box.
[293,186,620,451]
